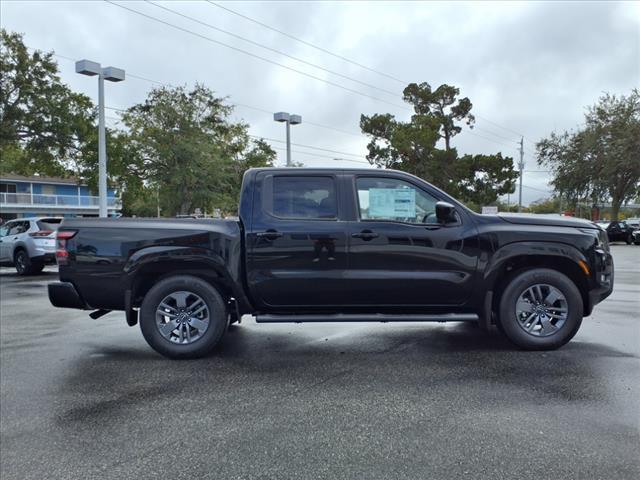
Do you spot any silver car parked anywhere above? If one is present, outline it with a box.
[0,217,62,275]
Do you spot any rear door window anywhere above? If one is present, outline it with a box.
[271,176,337,220]
[8,222,28,235]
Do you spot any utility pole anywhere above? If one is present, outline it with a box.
[518,137,524,212]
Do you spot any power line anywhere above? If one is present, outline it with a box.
[38,42,523,151]
[32,43,527,153]
[250,135,366,159]
[464,131,518,149]
[271,146,370,163]
[472,124,520,143]
[146,1,399,99]
[206,0,531,140]
[104,1,408,111]
[474,115,525,138]
[206,0,406,85]
[232,102,363,138]
[521,184,551,193]
[32,45,368,140]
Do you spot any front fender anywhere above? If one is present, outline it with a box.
[484,241,590,286]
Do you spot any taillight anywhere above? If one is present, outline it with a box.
[29,230,53,237]
[56,230,77,266]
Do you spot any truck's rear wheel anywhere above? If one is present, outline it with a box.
[498,268,583,350]
[140,275,228,359]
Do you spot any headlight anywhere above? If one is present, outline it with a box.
[581,228,609,251]
[597,229,610,251]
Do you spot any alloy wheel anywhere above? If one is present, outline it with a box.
[15,252,27,274]
[515,284,568,337]
[155,290,210,344]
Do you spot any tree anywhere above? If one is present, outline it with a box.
[537,90,640,220]
[452,153,518,207]
[0,29,95,176]
[360,82,516,207]
[528,197,561,214]
[402,82,475,151]
[122,85,275,216]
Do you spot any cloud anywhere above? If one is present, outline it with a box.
[2,0,638,204]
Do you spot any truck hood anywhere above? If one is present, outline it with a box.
[497,213,598,229]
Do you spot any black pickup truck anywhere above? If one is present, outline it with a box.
[49,168,614,358]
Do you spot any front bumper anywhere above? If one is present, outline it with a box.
[587,250,614,314]
[48,282,89,310]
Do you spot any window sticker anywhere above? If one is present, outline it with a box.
[369,188,416,218]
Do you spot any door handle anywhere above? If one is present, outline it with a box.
[256,230,283,241]
[352,230,379,241]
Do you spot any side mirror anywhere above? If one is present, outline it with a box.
[436,201,457,224]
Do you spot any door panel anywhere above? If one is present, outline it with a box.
[247,173,350,308]
[347,176,479,306]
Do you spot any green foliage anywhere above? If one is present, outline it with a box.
[0,30,275,217]
[528,197,561,214]
[403,82,475,151]
[452,153,517,207]
[121,84,275,216]
[537,90,640,221]
[0,29,95,176]
[360,82,516,207]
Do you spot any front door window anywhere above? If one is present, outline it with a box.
[356,177,439,225]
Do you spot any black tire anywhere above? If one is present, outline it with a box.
[497,268,583,350]
[30,259,44,274]
[13,249,42,276]
[140,275,228,359]
[625,234,632,245]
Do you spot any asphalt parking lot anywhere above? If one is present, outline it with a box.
[1,245,638,480]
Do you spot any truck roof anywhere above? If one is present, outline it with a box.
[247,167,405,175]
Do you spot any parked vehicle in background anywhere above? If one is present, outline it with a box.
[48,168,614,358]
[632,229,640,245]
[624,218,640,230]
[605,221,635,244]
[0,217,62,275]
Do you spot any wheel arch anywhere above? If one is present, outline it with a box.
[12,243,28,258]
[486,243,592,319]
[124,246,252,313]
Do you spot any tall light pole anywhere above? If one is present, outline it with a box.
[518,136,524,213]
[76,60,125,217]
[273,112,302,167]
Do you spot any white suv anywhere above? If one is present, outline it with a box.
[0,217,62,275]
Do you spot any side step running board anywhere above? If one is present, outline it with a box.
[255,313,478,323]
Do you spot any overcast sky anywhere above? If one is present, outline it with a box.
[2,0,638,204]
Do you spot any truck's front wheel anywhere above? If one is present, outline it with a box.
[140,275,228,359]
[498,268,583,350]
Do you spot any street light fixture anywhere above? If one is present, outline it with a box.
[76,59,125,218]
[273,111,302,167]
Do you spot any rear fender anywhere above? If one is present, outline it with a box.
[123,245,252,312]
